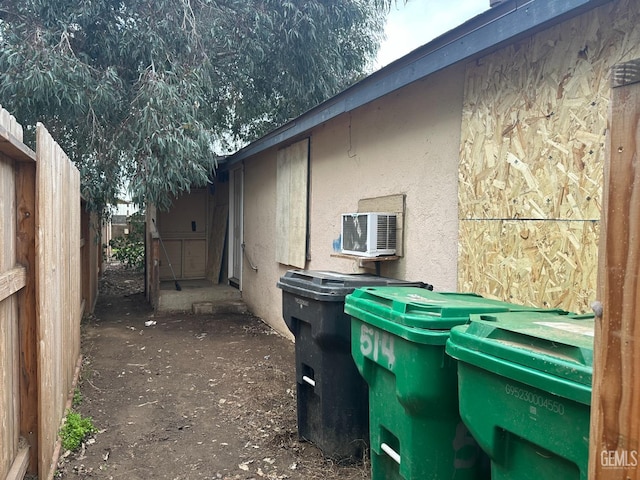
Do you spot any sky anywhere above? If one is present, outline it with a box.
[376,0,491,68]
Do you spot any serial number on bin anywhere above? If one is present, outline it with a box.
[360,325,395,368]
[505,383,565,415]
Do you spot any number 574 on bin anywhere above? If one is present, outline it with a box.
[360,324,395,369]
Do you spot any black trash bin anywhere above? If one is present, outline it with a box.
[277,270,430,461]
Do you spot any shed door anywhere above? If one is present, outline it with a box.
[158,189,207,280]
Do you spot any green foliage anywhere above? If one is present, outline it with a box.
[72,388,83,408]
[109,236,144,270]
[109,211,145,270]
[59,410,97,452]
[0,0,390,211]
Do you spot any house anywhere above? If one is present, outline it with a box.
[147,0,638,338]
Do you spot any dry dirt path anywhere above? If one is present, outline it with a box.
[55,265,370,480]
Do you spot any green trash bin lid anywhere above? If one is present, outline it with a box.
[346,287,565,330]
[446,311,594,404]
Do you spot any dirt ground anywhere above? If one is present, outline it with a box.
[56,263,370,480]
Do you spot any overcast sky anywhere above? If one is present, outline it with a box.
[376,0,490,68]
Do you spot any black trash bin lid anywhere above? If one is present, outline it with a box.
[276,269,428,301]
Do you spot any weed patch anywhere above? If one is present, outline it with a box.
[60,411,97,452]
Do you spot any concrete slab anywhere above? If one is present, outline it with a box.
[158,280,245,313]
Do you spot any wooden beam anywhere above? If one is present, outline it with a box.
[207,204,228,284]
[589,59,640,480]
[5,444,30,480]
[0,124,36,162]
[0,266,26,303]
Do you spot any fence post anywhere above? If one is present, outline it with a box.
[589,58,640,480]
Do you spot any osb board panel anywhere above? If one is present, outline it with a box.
[459,0,640,221]
[458,219,599,313]
[207,204,228,283]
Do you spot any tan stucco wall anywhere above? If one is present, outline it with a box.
[241,150,294,338]
[240,64,465,336]
[308,65,465,284]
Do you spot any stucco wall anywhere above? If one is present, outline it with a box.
[308,64,465,286]
[241,150,294,338]
[239,64,465,336]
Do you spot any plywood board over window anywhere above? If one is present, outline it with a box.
[458,0,640,313]
[276,138,309,268]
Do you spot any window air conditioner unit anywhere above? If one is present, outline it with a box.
[341,212,397,257]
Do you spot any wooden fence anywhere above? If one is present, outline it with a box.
[81,201,101,317]
[0,106,94,480]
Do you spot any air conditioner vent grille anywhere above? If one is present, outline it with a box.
[377,215,397,249]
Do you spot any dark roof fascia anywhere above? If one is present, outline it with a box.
[227,0,611,165]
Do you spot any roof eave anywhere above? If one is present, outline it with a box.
[227,0,612,165]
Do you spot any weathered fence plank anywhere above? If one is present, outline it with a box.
[15,159,38,474]
[589,59,640,480]
[5,444,29,480]
[35,123,82,480]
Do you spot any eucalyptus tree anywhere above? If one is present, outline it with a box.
[0,0,389,211]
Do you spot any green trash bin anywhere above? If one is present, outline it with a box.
[345,287,553,480]
[445,311,594,480]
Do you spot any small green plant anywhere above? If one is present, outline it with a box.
[72,388,82,408]
[59,410,97,451]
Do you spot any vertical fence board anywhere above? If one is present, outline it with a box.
[80,205,99,316]
[15,160,37,473]
[589,59,640,480]
[35,123,82,480]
